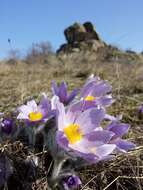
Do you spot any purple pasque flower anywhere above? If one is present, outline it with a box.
[0,116,19,142]
[17,93,55,123]
[55,99,116,163]
[106,121,135,152]
[80,75,114,108]
[0,118,15,135]
[51,81,79,105]
[63,175,81,190]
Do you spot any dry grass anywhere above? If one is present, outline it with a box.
[0,51,143,189]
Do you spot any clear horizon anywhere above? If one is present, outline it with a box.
[0,0,143,59]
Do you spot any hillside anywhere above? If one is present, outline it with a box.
[0,22,143,190]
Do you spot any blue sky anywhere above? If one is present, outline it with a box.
[0,0,143,58]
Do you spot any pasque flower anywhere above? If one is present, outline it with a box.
[106,121,135,152]
[0,117,18,142]
[17,94,55,123]
[55,98,116,162]
[80,75,114,108]
[63,175,81,190]
[0,118,15,135]
[66,75,114,119]
[51,81,78,105]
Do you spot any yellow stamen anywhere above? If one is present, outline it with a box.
[85,95,95,101]
[29,112,43,122]
[64,124,82,144]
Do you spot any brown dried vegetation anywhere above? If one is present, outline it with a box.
[0,49,143,189]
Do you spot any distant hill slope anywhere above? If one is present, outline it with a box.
[1,21,143,66]
[57,21,143,65]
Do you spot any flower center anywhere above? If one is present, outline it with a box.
[85,95,95,101]
[29,112,43,122]
[64,124,82,144]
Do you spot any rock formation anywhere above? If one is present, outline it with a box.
[57,21,105,53]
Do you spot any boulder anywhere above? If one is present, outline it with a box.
[57,21,105,53]
[83,22,100,41]
[64,22,86,44]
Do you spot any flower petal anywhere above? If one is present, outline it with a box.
[27,100,38,112]
[56,100,66,130]
[66,89,79,104]
[96,95,114,107]
[76,107,105,133]
[58,81,68,103]
[39,93,51,118]
[114,139,136,152]
[91,81,112,97]
[107,122,130,138]
[18,105,32,116]
[80,77,100,98]
[56,131,69,149]
[51,80,59,95]
[86,130,114,143]
[39,93,51,110]
[95,144,116,158]
[17,112,29,120]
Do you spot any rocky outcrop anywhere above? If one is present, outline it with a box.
[64,22,86,44]
[57,21,105,53]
